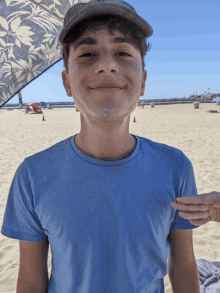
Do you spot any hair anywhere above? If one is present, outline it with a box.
[61,14,152,74]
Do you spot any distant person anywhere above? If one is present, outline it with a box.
[3,1,218,293]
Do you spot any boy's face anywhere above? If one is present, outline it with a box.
[62,29,147,121]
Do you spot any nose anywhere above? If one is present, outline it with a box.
[94,52,119,74]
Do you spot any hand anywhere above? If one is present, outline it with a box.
[170,191,220,226]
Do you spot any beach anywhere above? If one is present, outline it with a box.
[0,103,220,292]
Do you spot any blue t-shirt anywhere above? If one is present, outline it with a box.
[1,134,199,293]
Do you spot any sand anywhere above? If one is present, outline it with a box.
[0,103,220,292]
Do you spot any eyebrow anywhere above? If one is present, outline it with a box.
[74,37,135,52]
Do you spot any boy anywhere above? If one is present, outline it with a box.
[1,0,200,292]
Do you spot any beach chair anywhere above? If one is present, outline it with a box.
[206,110,219,113]
[193,102,200,109]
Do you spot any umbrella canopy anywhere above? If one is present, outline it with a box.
[0,0,90,108]
[26,102,42,113]
[212,97,220,102]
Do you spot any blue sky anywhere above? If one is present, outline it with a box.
[7,0,220,104]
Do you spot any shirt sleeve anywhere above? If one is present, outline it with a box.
[170,153,200,230]
[1,160,46,242]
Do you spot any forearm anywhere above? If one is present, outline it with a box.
[168,264,200,293]
[16,271,49,293]
[217,208,220,223]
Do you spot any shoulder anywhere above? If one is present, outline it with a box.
[21,136,73,178]
[140,136,188,163]
[25,136,72,165]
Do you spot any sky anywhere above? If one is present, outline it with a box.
[6,0,220,105]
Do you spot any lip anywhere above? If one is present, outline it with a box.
[92,87,123,92]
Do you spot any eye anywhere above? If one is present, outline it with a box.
[117,52,131,56]
[79,52,131,58]
[79,53,95,58]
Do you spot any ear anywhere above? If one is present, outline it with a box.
[62,70,72,97]
[140,70,147,96]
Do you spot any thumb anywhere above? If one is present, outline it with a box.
[202,191,220,207]
[209,201,220,208]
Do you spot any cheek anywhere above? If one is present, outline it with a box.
[69,70,90,98]
[134,58,143,78]
[127,63,142,91]
[134,61,143,89]
[68,65,81,89]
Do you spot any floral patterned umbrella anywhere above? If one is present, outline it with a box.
[0,0,90,107]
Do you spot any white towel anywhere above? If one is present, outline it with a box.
[196,259,220,292]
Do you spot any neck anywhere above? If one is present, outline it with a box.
[74,115,136,161]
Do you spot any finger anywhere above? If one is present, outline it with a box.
[204,192,220,207]
[176,194,218,205]
[189,218,210,226]
[178,211,209,220]
[197,192,220,204]
[204,191,220,201]
[176,196,204,205]
[171,202,209,212]
[213,202,220,208]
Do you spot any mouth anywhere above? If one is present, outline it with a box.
[92,87,123,92]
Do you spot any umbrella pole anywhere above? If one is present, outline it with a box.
[17,91,23,109]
